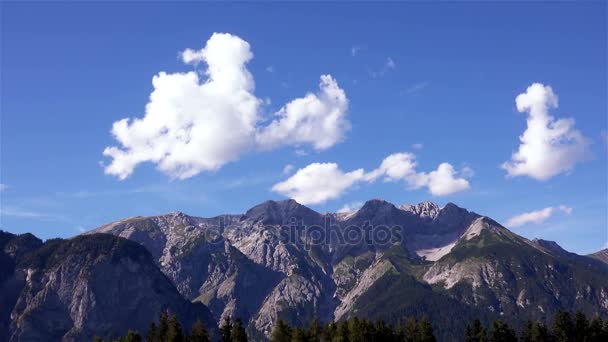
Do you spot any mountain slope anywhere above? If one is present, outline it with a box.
[2,233,216,341]
[424,218,608,325]
[588,248,608,264]
[6,198,605,340]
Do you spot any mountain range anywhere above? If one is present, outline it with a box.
[1,199,607,341]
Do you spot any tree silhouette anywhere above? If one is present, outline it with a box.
[553,311,574,342]
[465,319,487,342]
[270,319,292,342]
[187,319,210,342]
[231,318,248,342]
[418,316,436,342]
[488,320,516,342]
[220,317,233,342]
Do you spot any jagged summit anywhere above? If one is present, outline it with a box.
[3,199,608,341]
[400,201,441,219]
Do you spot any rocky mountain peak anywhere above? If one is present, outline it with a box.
[400,201,441,220]
[244,199,322,225]
[355,199,398,217]
[345,199,414,228]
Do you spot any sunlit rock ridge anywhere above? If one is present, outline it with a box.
[1,199,607,341]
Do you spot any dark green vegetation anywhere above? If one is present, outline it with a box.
[93,311,215,342]
[106,310,608,342]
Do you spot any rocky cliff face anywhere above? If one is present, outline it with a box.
[88,199,608,339]
[2,199,607,341]
[1,232,216,342]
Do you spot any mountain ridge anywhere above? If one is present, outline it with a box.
[1,198,606,341]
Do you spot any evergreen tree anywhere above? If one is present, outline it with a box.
[530,322,551,342]
[359,319,375,341]
[188,319,210,342]
[307,317,322,342]
[121,330,142,342]
[220,317,233,342]
[231,318,248,342]
[418,316,436,342]
[158,311,170,341]
[347,317,365,342]
[166,313,184,342]
[322,321,337,342]
[519,321,533,342]
[574,311,589,342]
[588,317,606,342]
[147,322,159,342]
[403,317,419,342]
[488,320,516,342]
[271,319,292,342]
[465,319,487,342]
[552,311,574,342]
[374,320,392,341]
[333,320,349,342]
[292,327,308,342]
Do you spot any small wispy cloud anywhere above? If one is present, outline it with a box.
[265,66,274,73]
[505,205,573,228]
[338,201,363,213]
[460,166,475,178]
[0,184,7,192]
[282,164,295,175]
[402,81,430,95]
[351,45,364,56]
[411,143,423,150]
[371,57,397,78]
[0,206,48,218]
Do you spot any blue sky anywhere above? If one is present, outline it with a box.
[1,2,606,254]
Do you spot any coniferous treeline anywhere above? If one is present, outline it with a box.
[100,310,608,342]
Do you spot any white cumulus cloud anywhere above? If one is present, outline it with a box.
[502,83,590,181]
[271,163,365,205]
[505,205,573,228]
[272,152,471,204]
[103,33,349,180]
[256,75,349,150]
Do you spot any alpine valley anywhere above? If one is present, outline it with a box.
[1,199,607,341]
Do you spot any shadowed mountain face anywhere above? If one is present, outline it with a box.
[2,199,607,341]
[0,232,217,342]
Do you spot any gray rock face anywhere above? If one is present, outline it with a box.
[87,199,608,338]
[3,199,607,340]
[2,233,216,342]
